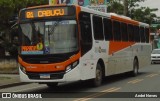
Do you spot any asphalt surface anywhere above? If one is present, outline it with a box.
[0,64,160,101]
[0,74,30,89]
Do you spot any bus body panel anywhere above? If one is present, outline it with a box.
[107,43,151,75]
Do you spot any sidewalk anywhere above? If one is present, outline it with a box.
[0,74,28,89]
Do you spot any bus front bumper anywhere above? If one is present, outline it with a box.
[19,65,81,83]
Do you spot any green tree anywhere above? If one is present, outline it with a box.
[108,0,145,15]
[0,0,48,56]
[107,0,124,15]
[108,1,124,14]
[0,0,48,31]
[131,7,158,24]
[107,0,158,24]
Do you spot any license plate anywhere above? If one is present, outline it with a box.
[40,74,50,79]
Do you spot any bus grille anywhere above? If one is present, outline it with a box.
[26,72,65,80]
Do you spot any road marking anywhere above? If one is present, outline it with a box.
[145,74,159,78]
[73,87,121,101]
[100,87,118,92]
[128,79,143,84]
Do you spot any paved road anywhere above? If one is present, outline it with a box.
[0,64,160,101]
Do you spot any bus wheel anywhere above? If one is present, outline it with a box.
[131,59,139,76]
[92,63,102,87]
[46,82,58,88]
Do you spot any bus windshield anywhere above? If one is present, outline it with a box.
[19,20,78,55]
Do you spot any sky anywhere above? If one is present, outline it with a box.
[139,0,160,16]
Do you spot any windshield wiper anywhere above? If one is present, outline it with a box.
[48,21,61,35]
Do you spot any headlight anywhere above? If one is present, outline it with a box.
[65,60,79,73]
[19,64,26,74]
[72,61,79,67]
[66,65,72,73]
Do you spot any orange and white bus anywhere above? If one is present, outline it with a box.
[18,4,151,87]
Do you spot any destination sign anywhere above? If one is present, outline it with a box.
[20,6,75,20]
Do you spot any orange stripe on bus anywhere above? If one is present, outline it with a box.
[111,15,139,25]
[109,41,135,55]
[18,52,81,73]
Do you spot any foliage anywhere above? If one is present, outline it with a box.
[108,0,145,15]
[128,0,145,9]
[157,25,160,30]
[0,0,48,31]
[107,1,124,14]
[131,7,158,24]
[107,0,158,25]
[0,0,48,56]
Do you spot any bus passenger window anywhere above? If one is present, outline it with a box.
[103,18,113,41]
[79,12,92,56]
[93,16,104,40]
[113,20,121,41]
[134,26,140,42]
[145,28,149,43]
[128,24,134,42]
[121,23,128,41]
[140,27,145,43]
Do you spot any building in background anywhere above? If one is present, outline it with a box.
[49,0,109,12]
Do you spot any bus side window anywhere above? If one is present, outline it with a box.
[145,28,149,43]
[140,27,145,43]
[79,12,92,56]
[134,26,140,42]
[103,18,113,41]
[121,22,128,41]
[128,24,134,42]
[113,20,121,41]
[93,16,104,40]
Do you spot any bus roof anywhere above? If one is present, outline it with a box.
[80,5,149,27]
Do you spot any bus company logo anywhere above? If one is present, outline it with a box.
[27,66,37,68]
[2,93,11,98]
[95,47,106,53]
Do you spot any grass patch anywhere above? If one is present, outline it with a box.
[0,76,11,80]
[0,67,18,73]
[0,67,18,71]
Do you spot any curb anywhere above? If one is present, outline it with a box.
[0,71,19,74]
[0,82,31,89]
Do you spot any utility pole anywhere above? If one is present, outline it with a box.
[123,0,128,16]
